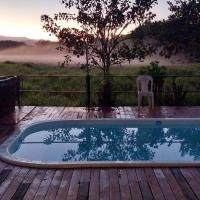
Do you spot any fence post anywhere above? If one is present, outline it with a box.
[86,74,91,109]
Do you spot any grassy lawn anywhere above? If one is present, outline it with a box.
[0,61,200,106]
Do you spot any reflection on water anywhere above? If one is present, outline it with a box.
[12,124,200,162]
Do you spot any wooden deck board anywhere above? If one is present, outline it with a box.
[136,169,154,200]
[162,168,186,200]
[77,169,91,200]
[109,169,120,200]
[171,168,198,200]
[118,169,132,200]
[0,106,200,199]
[1,168,29,200]
[23,169,46,200]
[45,170,64,200]
[55,170,73,200]
[100,169,109,200]
[127,169,143,200]
[33,170,55,200]
[144,168,165,200]
[66,170,82,200]
[89,169,100,200]
[154,169,176,200]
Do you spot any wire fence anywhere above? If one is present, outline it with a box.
[18,75,200,107]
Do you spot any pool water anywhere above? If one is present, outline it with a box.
[10,120,200,163]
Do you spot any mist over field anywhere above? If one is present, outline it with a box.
[0,36,191,67]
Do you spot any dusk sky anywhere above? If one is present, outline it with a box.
[0,0,173,40]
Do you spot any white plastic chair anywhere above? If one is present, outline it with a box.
[136,75,154,110]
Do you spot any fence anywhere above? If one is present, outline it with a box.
[18,74,200,107]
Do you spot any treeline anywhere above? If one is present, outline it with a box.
[35,40,58,46]
[0,40,26,50]
[132,0,200,61]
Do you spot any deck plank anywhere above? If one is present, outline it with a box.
[154,169,176,200]
[136,169,154,200]
[66,170,82,200]
[180,168,200,198]
[171,168,198,200]
[126,169,143,200]
[0,167,21,199]
[77,169,91,200]
[100,169,109,200]
[23,169,46,200]
[162,168,186,200]
[118,169,131,200]
[144,168,165,200]
[1,168,29,200]
[45,170,64,200]
[10,183,31,200]
[33,170,55,200]
[18,107,46,127]
[89,169,100,200]
[55,169,73,200]
[189,168,200,185]
[0,169,12,187]
[109,169,120,200]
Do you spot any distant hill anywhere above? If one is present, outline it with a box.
[0,40,26,50]
[0,35,30,41]
[0,35,37,45]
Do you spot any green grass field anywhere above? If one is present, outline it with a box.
[0,61,200,106]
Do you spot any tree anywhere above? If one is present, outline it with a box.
[132,0,200,60]
[41,0,157,74]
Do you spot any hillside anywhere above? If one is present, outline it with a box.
[0,35,36,45]
[0,40,26,50]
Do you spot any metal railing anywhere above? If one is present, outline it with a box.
[16,74,200,107]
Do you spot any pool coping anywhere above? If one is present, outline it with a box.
[1,118,200,168]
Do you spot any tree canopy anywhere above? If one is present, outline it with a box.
[132,0,200,60]
[41,0,157,73]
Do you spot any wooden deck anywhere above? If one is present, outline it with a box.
[0,106,200,200]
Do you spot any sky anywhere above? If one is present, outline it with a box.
[0,0,173,40]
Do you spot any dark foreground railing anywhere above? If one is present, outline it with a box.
[0,76,20,117]
[15,74,200,107]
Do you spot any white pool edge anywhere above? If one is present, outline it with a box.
[0,118,200,168]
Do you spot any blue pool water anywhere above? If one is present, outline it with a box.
[10,120,200,163]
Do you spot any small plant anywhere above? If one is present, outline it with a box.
[165,77,187,106]
[4,60,16,64]
[139,61,167,105]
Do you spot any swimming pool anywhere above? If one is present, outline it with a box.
[0,119,200,168]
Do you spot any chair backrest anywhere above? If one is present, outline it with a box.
[136,75,153,92]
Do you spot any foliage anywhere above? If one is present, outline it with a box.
[35,40,57,46]
[41,0,157,74]
[165,77,188,106]
[132,0,200,60]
